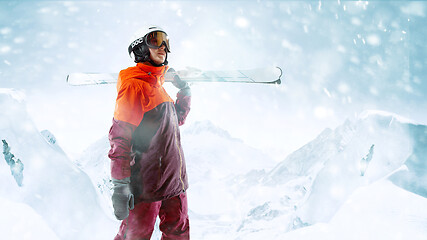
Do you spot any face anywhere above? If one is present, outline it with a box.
[148,45,167,65]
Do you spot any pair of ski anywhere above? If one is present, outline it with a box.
[66,66,283,86]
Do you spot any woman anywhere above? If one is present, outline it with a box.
[108,26,191,240]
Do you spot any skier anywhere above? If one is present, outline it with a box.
[108,26,191,240]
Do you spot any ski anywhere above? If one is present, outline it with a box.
[66,66,283,86]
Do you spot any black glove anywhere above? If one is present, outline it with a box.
[112,177,134,220]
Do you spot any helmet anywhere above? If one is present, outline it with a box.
[128,26,170,65]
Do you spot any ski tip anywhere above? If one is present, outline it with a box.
[274,66,283,85]
[277,66,283,78]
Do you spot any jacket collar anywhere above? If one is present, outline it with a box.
[136,63,168,86]
[137,62,168,74]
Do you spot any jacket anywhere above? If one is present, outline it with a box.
[108,63,191,202]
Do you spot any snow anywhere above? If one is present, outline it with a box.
[358,109,419,125]
[401,2,426,17]
[235,17,250,28]
[230,111,427,240]
[0,89,117,239]
[1,0,424,160]
[1,1,427,239]
[1,90,427,239]
[71,104,427,239]
[0,197,59,240]
[258,180,427,240]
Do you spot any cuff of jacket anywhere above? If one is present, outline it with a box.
[178,86,191,97]
[112,177,131,186]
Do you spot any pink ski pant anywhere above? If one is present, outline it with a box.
[114,193,190,240]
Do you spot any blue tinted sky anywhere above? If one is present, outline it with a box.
[0,1,426,158]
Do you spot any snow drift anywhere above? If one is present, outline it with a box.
[0,196,59,239]
[0,89,116,240]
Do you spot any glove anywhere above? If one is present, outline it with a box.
[172,72,189,90]
[173,74,191,97]
[111,177,134,220]
[168,68,191,96]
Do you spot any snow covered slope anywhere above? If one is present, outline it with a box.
[0,197,59,240]
[74,135,114,218]
[243,179,427,240]
[236,110,427,239]
[0,89,116,240]
[294,111,421,224]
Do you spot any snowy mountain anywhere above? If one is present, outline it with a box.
[1,87,426,239]
[241,180,427,240]
[75,110,427,240]
[1,1,427,239]
[294,110,425,223]
[234,110,427,239]
[0,89,116,240]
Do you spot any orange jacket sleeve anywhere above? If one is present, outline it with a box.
[113,78,144,126]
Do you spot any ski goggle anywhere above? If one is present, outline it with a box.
[145,31,170,52]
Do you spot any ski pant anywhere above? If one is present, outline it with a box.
[114,193,190,240]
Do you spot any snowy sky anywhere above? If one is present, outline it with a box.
[0,0,426,160]
[1,2,427,239]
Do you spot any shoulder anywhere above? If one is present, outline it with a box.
[117,66,144,91]
[119,65,138,74]
[119,65,139,83]
[118,78,143,95]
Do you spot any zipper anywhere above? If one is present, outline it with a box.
[123,217,129,239]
